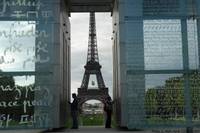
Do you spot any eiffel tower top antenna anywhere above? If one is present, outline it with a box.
[87,12,99,63]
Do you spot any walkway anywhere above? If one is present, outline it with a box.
[46,126,151,133]
[1,126,199,133]
[45,126,188,133]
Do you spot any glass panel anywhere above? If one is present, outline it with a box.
[0,76,35,128]
[190,72,200,124]
[143,0,181,17]
[187,19,199,69]
[0,75,54,128]
[0,0,60,129]
[123,0,200,129]
[0,21,35,71]
[145,74,186,125]
[144,20,183,70]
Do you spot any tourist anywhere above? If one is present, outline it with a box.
[68,93,79,129]
[104,96,113,128]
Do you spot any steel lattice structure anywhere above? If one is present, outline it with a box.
[80,12,106,89]
[78,12,109,106]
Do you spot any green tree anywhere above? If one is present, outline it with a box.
[190,72,200,120]
[0,69,16,116]
[164,77,184,119]
[145,89,158,117]
[0,69,15,87]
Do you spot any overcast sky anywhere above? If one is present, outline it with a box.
[70,13,113,99]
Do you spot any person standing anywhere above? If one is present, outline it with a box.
[104,96,113,128]
[68,93,79,129]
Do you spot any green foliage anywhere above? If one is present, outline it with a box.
[146,116,186,124]
[80,114,104,126]
[0,84,35,120]
[145,89,158,116]
[66,115,72,128]
[111,115,117,128]
[145,71,200,120]
[0,71,34,123]
[0,75,15,88]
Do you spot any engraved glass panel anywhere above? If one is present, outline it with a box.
[187,19,199,69]
[143,0,181,17]
[145,74,186,126]
[144,20,183,70]
[0,21,35,71]
[190,72,200,124]
[0,0,60,129]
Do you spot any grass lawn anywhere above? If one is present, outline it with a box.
[80,114,105,126]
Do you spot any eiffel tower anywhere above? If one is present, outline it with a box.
[77,12,110,106]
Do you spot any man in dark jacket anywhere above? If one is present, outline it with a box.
[104,96,113,128]
[68,93,79,129]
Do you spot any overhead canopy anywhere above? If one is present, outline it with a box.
[67,0,113,12]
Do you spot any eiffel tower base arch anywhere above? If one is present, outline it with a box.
[77,88,110,108]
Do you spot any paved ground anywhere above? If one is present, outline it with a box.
[45,126,154,133]
[43,126,188,133]
[0,129,44,133]
[0,126,199,133]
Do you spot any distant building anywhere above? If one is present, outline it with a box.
[82,102,104,114]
